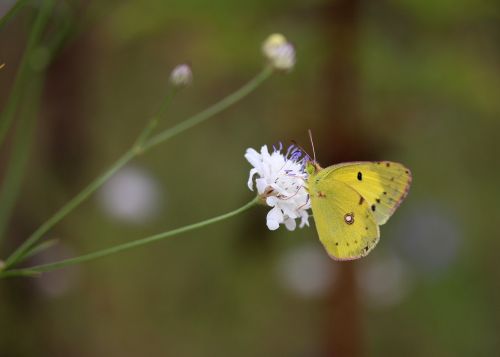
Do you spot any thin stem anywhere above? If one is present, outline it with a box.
[3,149,135,268]
[0,0,30,31]
[0,76,43,241]
[3,85,176,266]
[3,67,273,268]
[0,0,55,148]
[0,197,258,278]
[143,66,273,151]
[134,87,176,149]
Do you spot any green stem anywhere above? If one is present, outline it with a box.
[0,198,258,278]
[134,87,176,149]
[3,85,177,266]
[3,149,136,268]
[3,67,273,268]
[143,66,273,151]
[0,0,30,31]
[0,76,43,241]
[0,0,55,148]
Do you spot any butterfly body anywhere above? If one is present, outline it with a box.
[306,161,412,260]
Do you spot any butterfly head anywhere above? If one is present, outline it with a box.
[304,129,322,177]
[305,160,322,176]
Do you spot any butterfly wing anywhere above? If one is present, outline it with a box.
[322,161,412,225]
[309,176,380,260]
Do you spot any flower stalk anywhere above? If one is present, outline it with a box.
[0,198,259,279]
[2,66,274,271]
[142,65,273,151]
[0,76,44,240]
[0,0,55,148]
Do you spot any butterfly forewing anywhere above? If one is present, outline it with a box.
[322,161,412,225]
[309,177,380,260]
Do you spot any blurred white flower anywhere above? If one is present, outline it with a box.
[34,244,80,299]
[393,201,461,275]
[99,166,162,224]
[262,33,295,71]
[170,63,192,87]
[357,253,413,309]
[276,243,336,299]
[245,143,310,231]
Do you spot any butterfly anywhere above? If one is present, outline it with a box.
[305,147,411,260]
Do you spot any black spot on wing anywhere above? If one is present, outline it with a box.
[371,204,376,212]
[357,172,362,181]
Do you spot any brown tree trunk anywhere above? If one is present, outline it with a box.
[321,0,367,356]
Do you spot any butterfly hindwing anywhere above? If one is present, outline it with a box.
[309,177,380,260]
[320,161,412,225]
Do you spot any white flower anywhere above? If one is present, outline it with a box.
[245,144,311,231]
[170,64,192,86]
[262,33,296,71]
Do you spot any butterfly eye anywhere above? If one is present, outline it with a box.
[344,212,355,225]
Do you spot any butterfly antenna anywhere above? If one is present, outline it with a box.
[290,140,311,160]
[308,129,316,162]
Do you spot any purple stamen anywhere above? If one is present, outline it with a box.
[291,151,302,161]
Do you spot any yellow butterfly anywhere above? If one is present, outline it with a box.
[305,146,411,261]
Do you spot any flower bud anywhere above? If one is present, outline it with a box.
[170,64,192,87]
[262,33,287,55]
[262,33,295,71]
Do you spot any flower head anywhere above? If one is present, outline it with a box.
[262,33,296,71]
[245,144,310,231]
[170,64,192,87]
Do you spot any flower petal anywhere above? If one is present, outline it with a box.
[255,178,269,195]
[266,206,283,230]
[266,196,279,207]
[284,217,297,231]
[244,148,262,168]
[247,168,258,190]
[299,211,310,228]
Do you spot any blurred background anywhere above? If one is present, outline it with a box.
[1,0,499,356]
